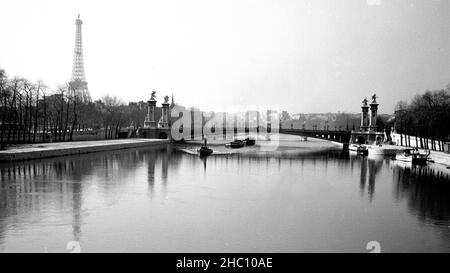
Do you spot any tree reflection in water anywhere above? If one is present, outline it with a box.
[0,145,176,250]
[393,164,450,224]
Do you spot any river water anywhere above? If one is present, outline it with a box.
[1,141,450,252]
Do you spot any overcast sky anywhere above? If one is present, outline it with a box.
[1,0,449,114]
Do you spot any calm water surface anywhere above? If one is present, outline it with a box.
[1,143,450,252]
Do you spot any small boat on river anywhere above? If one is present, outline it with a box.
[198,139,213,157]
[393,148,430,166]
[229,140,245,148]
[244,137,255,146]
[225,137,255,149]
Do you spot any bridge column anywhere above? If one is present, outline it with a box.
[144,97,157,129]
[369,95,379,131]
[361,98,369,131]
[159,98,170,129]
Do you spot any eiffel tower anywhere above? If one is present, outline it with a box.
[69,14,91,102]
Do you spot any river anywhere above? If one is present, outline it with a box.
[1,139,450,252]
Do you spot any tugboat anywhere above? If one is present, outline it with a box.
[394,148,430,166]
[198,138,213,157]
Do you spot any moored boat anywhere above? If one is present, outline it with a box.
[393,148,430,166]
[367,145,400,156]
[229,140,245,148]
[357,146,368,156]
[349,144,368,156]
[244,137,255,146]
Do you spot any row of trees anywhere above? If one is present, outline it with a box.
[0,68,148,147]
[394,85,450,142]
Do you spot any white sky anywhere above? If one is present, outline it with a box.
[1,0,450,113]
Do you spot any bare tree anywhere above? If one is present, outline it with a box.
[67,84,78,141]
[33,81,43,143]
[0,69,7,145]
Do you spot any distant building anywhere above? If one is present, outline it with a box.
[282,112,360,131]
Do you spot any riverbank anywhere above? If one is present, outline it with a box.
[429,150,450,168]
[0,139,170,162]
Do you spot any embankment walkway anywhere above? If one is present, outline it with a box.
[0,139,170,162]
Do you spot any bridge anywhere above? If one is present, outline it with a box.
[178,126,351,144]
[136,93,354,144]
[137,99,352,144]
[279,128,351,143]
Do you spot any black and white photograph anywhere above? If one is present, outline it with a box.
[1,0,450,260]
